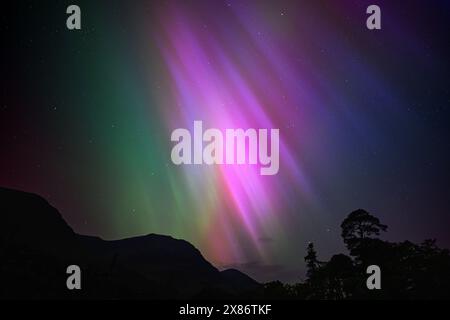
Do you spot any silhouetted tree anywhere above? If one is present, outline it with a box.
[323,254,355,299]
[304,242,320,279]
[286,210,450,300]
[263,281,293,299]
[341,209,387,255]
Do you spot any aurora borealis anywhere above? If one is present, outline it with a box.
[2,0,450,282]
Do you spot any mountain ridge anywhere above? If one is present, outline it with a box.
[0,187,260,299]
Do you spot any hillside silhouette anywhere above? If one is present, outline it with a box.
[0,187,260,299]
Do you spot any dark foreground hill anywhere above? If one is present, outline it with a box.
[0,187,260,299]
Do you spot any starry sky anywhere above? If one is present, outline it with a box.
[2,0,450,283]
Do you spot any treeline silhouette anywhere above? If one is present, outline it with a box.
[263,209,450,299]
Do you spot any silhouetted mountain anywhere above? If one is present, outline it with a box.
[0,187,260,299]
[220,269,261,292]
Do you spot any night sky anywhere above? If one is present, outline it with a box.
[2,0,450,283]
